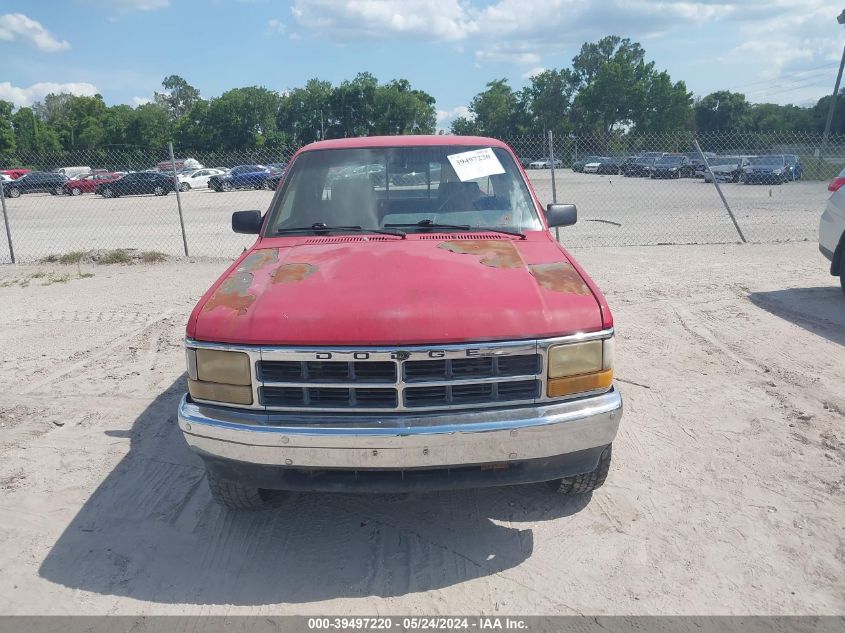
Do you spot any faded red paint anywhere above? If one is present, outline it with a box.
[271,263,316,284]
[186,136,615,345]
[528,262,591,295]
[202,272,255,316]
[237,248,278,272]
[437,240,523,269]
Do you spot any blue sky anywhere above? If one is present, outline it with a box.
[0,0,842,128]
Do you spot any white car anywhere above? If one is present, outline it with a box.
[528,158,563,169]
[178,168,226,192]
[820,171,845,296]
[583,161,602,174]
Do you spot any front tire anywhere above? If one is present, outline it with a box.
[102,187,114,198]
[154,185,165,196]
[221,181,233,192]
[71,187,82,196]
[180,182,190,192]
[206,470,270,510]
[547,445,612,494]
[8,187,20,198]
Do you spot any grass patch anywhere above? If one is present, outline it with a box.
[41,273,72,286]
[58,251,86,264]
[141,250,168,263]
[78,272,95,279]
[98,249,132,265]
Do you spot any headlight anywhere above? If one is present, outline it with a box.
[546,337,614,397]
[186,348,252,405]
[772,169,782,175]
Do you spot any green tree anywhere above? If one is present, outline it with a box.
[694,91,751,132]
[205,87,281,149]
[0,100,16,154]
[636,72,693,133]
[456,79,524,138]
[155,75,201,120]
[124,103,173,150]
[812,90,845,135]
[372,79,436,135]
[750,103,815,133]
[570,36,652,133]
[13,107,61,154]
[328,72,380,137]
[520,69,577,135]
[278,79,334,143]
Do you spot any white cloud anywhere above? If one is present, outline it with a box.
[0,81,98,107]
[267,18,286,34]
[436,105,471,130]
[290,0,478,41]
[131,95,152,106]
[0,13,70,52]
[85,0,169,9]
[522,67,546,80]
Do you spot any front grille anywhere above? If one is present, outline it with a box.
[257,348,542,411]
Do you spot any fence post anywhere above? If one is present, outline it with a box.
[169,142,189,257]
[548,130,560,241]
[0,181,14,264]
[695,139,746,244]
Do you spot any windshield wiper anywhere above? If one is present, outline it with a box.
[384,219,526,239]
[275,223,406,238]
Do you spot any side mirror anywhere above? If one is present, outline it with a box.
[545,203,577,228]
[232,210,263,234]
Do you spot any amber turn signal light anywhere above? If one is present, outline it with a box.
[547,368,614,398]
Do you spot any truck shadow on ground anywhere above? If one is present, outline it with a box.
[748,286,845,347]
[39,376,591,605]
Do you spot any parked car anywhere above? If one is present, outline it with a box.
[744,155,790,185]
[1,171,67,198]
[1,168,31,180]
[94,171,176,197]
[582,157,610,174]
[595,156,627,175]
[622,156,653,177]
[53,166,92,179]
[263,164,289,190]
[63,172,123,195]
[702,156,752,183]
[820,167,845,296]
[178,134,622,509]
[651,155,693,179]
[571,156,602,173]
[528,157,563,169]
[784,154,804,181]
[208,165,271,192]
[684,152,716,177]
[178,168,226,192]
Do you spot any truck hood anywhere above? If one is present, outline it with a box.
[190,237,605,346]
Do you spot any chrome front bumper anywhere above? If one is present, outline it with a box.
[177,388,622,470]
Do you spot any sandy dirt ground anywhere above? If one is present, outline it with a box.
[0,242,842,615]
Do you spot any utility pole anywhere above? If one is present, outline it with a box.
[820,10,845,162]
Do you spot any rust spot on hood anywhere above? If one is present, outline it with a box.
[270,263,316,284]
[529,262,591,295]
[238,248,278,272]
[437,240,522,269]
[203,272,255,315]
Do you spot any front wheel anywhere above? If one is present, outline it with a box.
[153,185,166,196]
[206,470,270,510]
[547,445,612,494]
[70,187,82,196]
[180,182,190,192]
[7,187,20,198]
[221,181,233,192]
[101,187,114,198]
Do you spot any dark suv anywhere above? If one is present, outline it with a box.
[1,171,67,198]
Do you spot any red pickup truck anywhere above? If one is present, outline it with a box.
[178,135,622,509]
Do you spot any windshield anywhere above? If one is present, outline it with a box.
[265,146,543,234]
[750,155,784,166]
[657,156,684,165]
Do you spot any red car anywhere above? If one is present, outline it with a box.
[177,135,621,509]
[63,172,123,196]
[1,169,30,180]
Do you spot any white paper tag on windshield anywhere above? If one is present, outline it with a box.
[447,148,506,182]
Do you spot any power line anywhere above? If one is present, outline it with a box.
[722,61,840,93]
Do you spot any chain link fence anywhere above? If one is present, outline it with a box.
[1,131,842,263]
